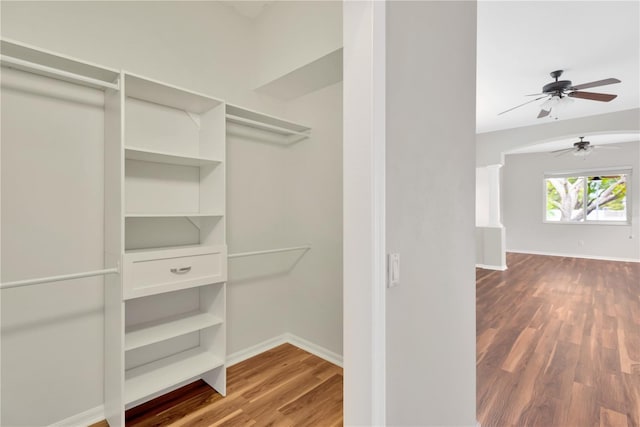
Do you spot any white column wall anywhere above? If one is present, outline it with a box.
[476,164,507,269]
[386,1,477,425]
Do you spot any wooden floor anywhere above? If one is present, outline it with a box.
[92,344,342,427]
[477,253,640,427]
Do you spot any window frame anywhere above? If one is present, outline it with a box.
[543,167,632,225]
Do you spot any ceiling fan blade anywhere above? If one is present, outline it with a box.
[498,95,548,115]
[537,109,551,118]
[526,93,545,96]
[593,145,620,150]
[550,147,574,154]
[571,78,621,91]
[568,91,617,102]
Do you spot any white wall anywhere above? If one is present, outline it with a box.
[225,126,292,354]
[284,82,343,356]
[1,2,343,425]
[0,1,276,109]
[386,1,477,425]
[255,1,342,88]
[225,83,343,357]
[476,167,490,226]
[1,69,106,427]
[503,141,640,261]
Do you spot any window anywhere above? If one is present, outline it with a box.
[545,170,630,223]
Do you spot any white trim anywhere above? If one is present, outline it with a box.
[226,335,288,367]
[476,263,508,271]
[544,165,633,178]
[508,249,640,263]
[371,1,387,425]
[343,1,387,425]
[285,333,343,367]
[48,405,105,427]
[226,334,343,368]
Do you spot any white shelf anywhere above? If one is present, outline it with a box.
[124,347,223,404]
[125,213,223,218]
[125,147,221,167]
[125,311,223,351]
[125,73,223,113]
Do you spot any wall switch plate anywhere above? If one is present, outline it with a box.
[387,253,400,288]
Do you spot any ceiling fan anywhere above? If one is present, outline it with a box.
[551,136,619,157]
[499,70,621,118]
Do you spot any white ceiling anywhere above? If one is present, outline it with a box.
[476,1,640,134]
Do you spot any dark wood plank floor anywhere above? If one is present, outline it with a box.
[477,253,640,427]
[91,344,342,427]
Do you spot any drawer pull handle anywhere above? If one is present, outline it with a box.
[170,267,192,274]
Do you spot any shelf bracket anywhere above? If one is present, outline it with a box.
[186,216,201,230]
[185,111,201,129]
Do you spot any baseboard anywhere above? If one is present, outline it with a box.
[508,249,640,263]
[227,333,343,368]
[476,263,507,271]
[226,334,289,367]
[48,404,104,427]
[284,333,343,367]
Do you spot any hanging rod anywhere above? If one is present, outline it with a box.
[228,246,311,259]
[0,267,120,290]
[0,55,120,91]
[226,114,311,138]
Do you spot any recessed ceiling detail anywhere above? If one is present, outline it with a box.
[506,133,640,155]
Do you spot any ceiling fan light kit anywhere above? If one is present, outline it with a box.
[499,70,621,119]
[572,147,592,157]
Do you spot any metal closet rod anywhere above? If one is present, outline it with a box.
[226,114,311,138]
[0,267,120,290]
[0,55,119,90]
[228,245,311,259]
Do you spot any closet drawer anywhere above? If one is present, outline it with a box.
[123,245,227,299]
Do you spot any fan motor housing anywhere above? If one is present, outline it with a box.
[574,141,590,150]
[543,80,573,94]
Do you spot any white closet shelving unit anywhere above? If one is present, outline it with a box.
[105,72,228,426]
[3,37,315,427]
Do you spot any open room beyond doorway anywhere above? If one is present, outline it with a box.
[475,1,640,426]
